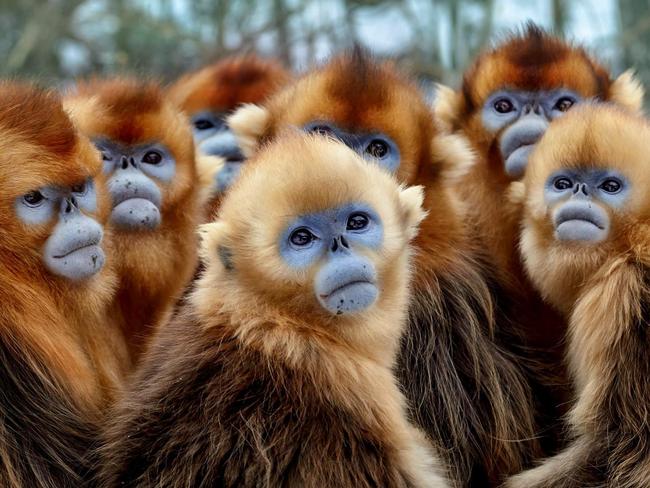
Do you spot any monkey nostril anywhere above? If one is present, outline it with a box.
[64,200,73,213]
[581,184,589,195]
[573,184,580,194]
[331,238,339,253]
[120,156,128,170]
[340,236,349,248]
[70,196,78,208]
[129,157,136,168]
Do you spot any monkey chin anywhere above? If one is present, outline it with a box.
[317,281,378,315]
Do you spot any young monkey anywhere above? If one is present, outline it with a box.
[506,104,650,488]
[98,132,448,488]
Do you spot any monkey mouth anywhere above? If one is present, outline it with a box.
[52,236,102,259]
[319,280,376,299]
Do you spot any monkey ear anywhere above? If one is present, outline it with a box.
[399,185,427,240]
[227,103,271,158]
[609,70,645,114]
[433,84,465,132]
[195,154,225,208]
[198,221,232,269]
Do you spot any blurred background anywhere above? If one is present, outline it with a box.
[1,0,646,92]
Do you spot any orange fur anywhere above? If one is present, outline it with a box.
[0,82,127,486]
[507,103,650,488]
[64,78,200,364]
[228,49,541,487]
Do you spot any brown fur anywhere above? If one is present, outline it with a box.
[505,104,650,487]
[228,49,541,487]
[434,24,646,454]
[0,82,128,487]
[64,78,201,364]
[168,55,291,219]
[98,133,448,487]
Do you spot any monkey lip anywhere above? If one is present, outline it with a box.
[319,279,376,299]
[53,241,102,259]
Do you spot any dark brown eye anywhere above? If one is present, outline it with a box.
[553,177,573,191]
[366,140,389,159]
[194,119,215,130]
[347,212,370,231]
[599,179,621,194]
[142,151,162,165]
[23,191,44,206]
[290,228,315,246]
[311,125,333,136]
[554,97,575,112]
[71,182,86,194]
[494,98,515,114]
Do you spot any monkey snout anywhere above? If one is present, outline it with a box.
[314,256,378,315]
[553,200,610,243]
[500,117,549,179]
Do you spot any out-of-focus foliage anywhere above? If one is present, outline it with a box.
[0,0,646,97]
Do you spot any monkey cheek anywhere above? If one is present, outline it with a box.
[317,282,378,315]
[503,145,534,179]
[45,245,106,281]
[110,198,161,231]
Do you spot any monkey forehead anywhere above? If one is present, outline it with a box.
[464,30,609,109]
[219,133,404,228]
[527,104,650,188]
[168,56,290,115]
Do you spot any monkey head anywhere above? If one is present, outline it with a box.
[228,48,442,187]
[436,23,644,180]
[521,104,650,313]
[197,132,425,348]
[64,79,197,233]
[0,83,109,282]
[168,56,290,193]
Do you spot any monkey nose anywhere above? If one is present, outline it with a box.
[120,156,129,170]
[62,196,79,214]
[330,236,350,253]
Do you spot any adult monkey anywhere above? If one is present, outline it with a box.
[434,23,644,453]
[229,48,542,487]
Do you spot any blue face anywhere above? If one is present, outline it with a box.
[15,179,105,281]
[303,121,401,174]
[544,168,629,243]
[481,89,583,179]
[191,110,245,193]
[280,203,383,315]
[95,138,176,231]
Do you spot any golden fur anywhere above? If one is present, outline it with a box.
[98,133,449,487]
[506,104,650,487]
[227,49,541,486]
[64,78,201,364]
[433,25,646,454]
[0,82,127,487]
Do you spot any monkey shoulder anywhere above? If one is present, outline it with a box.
[100,313,415,487]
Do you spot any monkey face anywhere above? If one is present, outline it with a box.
[190,110,244,193]
[544,169,628,244]
[201,133,425,324]
[481,89,581,178]
[96,139,174,231]
[280,203,383,315]
[14,179,106,281]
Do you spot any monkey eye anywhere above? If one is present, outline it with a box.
[310,125,334,137]
[553,177,573,191]
[101,151,112,161]
[23,190,45,207]
[366,139,389,159]
[142,151,163,165]
[289,227,316,247]
[71,182,87,195]
[493,98,515,114]
[599,178,622,194]
[347,212,370,231]
[194,119,215,131]
[554,97,575,112]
